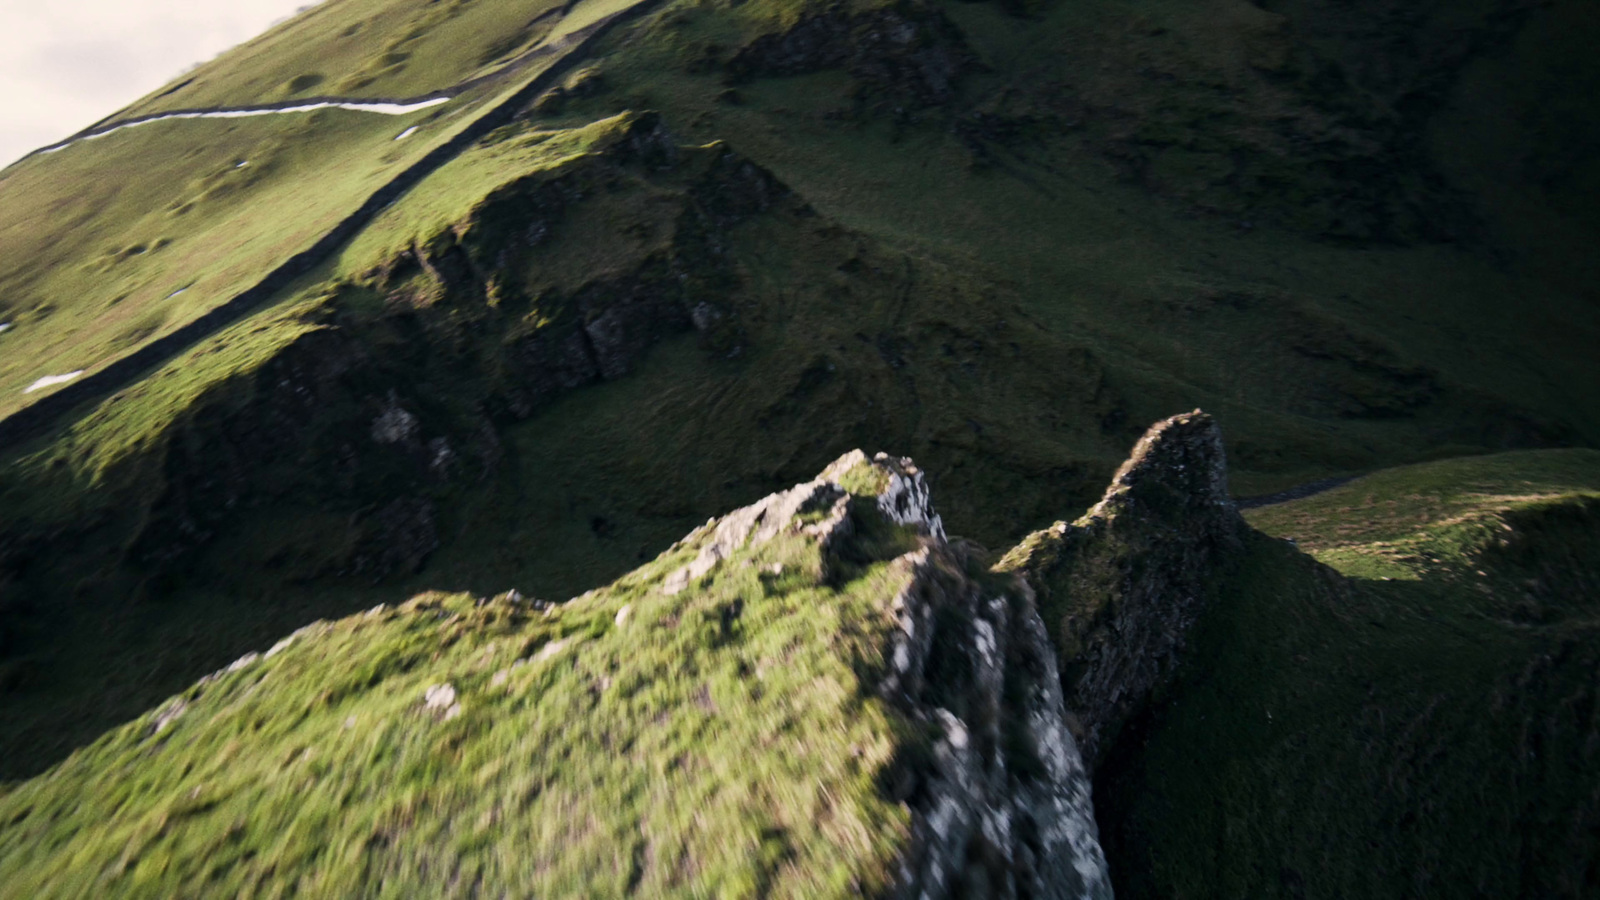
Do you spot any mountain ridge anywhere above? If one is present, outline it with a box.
[0,0,1597,894]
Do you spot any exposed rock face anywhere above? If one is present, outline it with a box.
[371,393,421,446]
[882,545,1111,900]
[726,2,976,106]
[661,450,944,595]
[655,449,1110,898]
[998,410,1245,767]
[828,453,1111,899]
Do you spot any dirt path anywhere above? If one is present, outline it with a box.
[1235,476,1356,510]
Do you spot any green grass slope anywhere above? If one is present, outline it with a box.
[1096,449,1600,897]
[0,0,1597,824]
[0,110,1142,778]
[0,482,914,897]
[0,452,1112,898]
[0,0,644,418]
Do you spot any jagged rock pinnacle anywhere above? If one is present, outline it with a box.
[999,410,1245,767]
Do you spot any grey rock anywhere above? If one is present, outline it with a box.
[371,393,421,445]
[999,410,1245,767]
[423,683,461,721]
[881,546,1112,900]
[666,451,1111,898]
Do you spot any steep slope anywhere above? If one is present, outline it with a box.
[5,409,1594,898]
[1089,446,1600,897]
[970,414,1600,897]
[996,411,1245,767]
[0,451,1111,899]
[0,111,1132,778]
[0,0,652,419]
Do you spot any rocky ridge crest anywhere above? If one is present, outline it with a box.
[659,448,1111,898]
[997,410,1245,767]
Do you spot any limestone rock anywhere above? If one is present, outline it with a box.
[997,410,1245,767]
[880,545,1111,900]
[662,450,945,595]
[423,683,461,720]
[669,450,1110,899]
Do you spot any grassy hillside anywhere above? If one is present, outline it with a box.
[0,1,1595,888]
[0,0,647,417]
[0,466,918,897]
[2,0,1598,782]
[1097,449,1600,897]
[0,452,1111,898]
[118,0,575,112]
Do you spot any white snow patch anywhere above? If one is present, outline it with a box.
[0,322,11,334]
[166,287,190,299]
[24,371,85,393]
[235,160,250,168]
[41,97,451,154]
[394,126,420,141]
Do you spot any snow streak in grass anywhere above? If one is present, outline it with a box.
[40,97,450,155]
[24,371,85,394]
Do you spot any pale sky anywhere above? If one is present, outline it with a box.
[0,1,319,169]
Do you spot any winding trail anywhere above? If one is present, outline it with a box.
[1235,476,1357,510]
[0,0,663,454]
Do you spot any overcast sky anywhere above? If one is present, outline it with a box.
[0,1,317,169]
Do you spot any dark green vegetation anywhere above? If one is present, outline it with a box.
[0,0,1597,894]
[1096,449,1600,897]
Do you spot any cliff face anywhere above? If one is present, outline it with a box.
[998,411,1245,767]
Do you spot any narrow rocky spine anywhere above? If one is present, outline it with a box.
[998,410,1245,767]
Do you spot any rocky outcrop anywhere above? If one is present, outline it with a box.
[0,448,1114,897]
[831,454,1111,899]
[997,410,1245,768]
[654,449,1111,898]
[881,541,1111,900]
[725,2,976,107]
